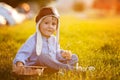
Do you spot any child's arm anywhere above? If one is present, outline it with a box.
[13,35,35,65]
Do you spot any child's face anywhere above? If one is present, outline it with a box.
[39,16,58,38]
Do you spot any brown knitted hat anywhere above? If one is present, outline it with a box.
[35,7,59,23]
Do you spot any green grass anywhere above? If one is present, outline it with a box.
[0,15,120,80]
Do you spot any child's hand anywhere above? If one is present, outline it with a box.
[61,50,72,60]
[16,61,24,67]
[14,61,25,74]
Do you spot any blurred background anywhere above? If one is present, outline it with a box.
[0,0,120,80]
[0,0,120,26]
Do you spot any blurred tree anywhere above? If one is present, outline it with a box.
[0,0,56,7]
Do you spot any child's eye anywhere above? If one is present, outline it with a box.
[45,22,49,24]
[52,22,56,26]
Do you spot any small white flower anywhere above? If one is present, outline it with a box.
[78,66,83,71]
[88,66,95,71]
[82,67,87,72]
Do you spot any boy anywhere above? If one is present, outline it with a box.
[13,7,78,73]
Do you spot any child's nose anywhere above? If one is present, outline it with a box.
[49,24,54,29]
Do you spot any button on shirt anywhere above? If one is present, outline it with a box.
[41,36,57,60]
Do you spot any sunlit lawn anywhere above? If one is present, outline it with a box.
[0,15,120,80]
